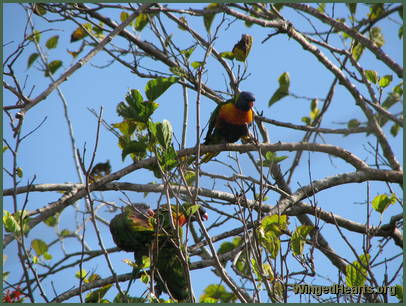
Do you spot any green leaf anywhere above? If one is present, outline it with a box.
[27,53,39,69]
[365,70,378,84]
[16,167,23,178]
[372,193,396,214]
[390,124,400,137]
[310,98,318,112]
[301,116,311,125]
[393,82,403,96]
[3,146,8,153]
[368,3,384,20]
[310,108,320,122]
[121,140,147,161]
[156,120,173,149]
[269,72,290,106]
[347,118,360,129]
[75,269,87,280]
[145,77,179,101]
[28,30,41,43]
[33,3,47,16]
[112,119,139,137]
[169,66,187,77]
[258,230,280,258]
[369,27,385,47]
[85,284,113,303]
[218,242,235,255]
[3,210,20,233]
[45,60,63,76]
[395,284,403,302]
[43,252,53,260]
[134,13,149,31]
[219,51,235,60]
[70,24,90,42]
[114,293,146,303]
[44,213,60,227]
[203,3,219,33]
[317,3,326,13]
[31,239,48,256]
[45,35,59,49]
[181,46,196,59]
[259,151,288,167]
[140,273,150,284]
[117,89,158,122]
[59,229,72,237]
[399,26,403,39]
[346,3,357,15]
[351,41,364,61]
[178,16,188,31]
[32,255,39,264]
[200,284,236,303]
[120,11,130,23]
[379,75,393,88]
[261,214,288,237]
[346,254,370,287]
[290,225,313,255]
[184,170,196,186]
[191,61,204,69]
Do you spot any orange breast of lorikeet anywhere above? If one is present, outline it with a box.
[218,103,253,125]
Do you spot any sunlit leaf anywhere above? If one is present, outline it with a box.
[75,269,87,280]
[85,284,112,303]
[3,210,20,233]
[219,51,235,60]
[379,75,392,88]
[200,284,236,303]
[145,77,179,101]
[346,254,370,287]
[134,13,149,31]
[181,46,196,59]
[290,225,314,255]
[44,212,60,227]
[120,11,130,23]
[31,239,48,256]
[365,70,378,84]
[191,61,204,69]
[351,41,364,61]
[372,193,396,214]
[156,120,173,149]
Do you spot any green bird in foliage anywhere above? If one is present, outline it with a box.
[201,91,256,163]
[109,203,208,301]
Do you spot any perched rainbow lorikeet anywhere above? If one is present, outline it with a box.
[109,203,208,301]
[201,91,256,163]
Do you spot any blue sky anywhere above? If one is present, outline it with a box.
[3,3,403,302]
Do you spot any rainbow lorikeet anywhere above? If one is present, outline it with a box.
[109,203,208,301]
[201,91,256,162]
